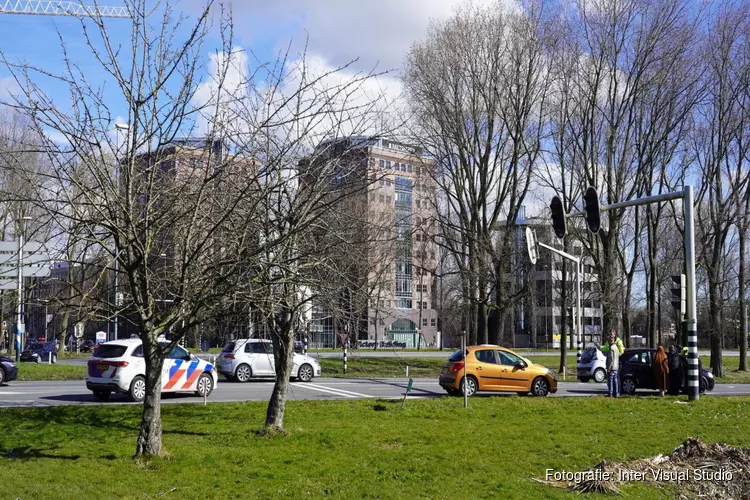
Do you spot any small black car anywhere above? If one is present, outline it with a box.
[0,355,19,384]
[79,340,97,353]
[619,348,713,395]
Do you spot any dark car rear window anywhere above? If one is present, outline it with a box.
[222,342,237,353]
[93,345,128,358]
[448,349,465,362]
[27,343,43,351]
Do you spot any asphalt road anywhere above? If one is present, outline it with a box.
[1,378,748,408]
[56,349,740,365]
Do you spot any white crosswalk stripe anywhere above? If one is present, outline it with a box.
[291,382,372,398]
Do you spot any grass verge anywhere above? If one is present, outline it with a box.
[0,397,748,499]
[14,362,86,381]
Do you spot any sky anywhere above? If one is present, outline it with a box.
[0,0,497,128]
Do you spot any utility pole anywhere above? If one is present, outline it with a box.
[15,215,32,362]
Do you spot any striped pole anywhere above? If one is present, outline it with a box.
[343,341,348,374]
[576,259,583,366]
[303,336,308,355]
[684,186,699,401]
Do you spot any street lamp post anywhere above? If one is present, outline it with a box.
[15,215,32,362]
[114,123,129,341]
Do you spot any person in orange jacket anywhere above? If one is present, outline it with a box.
[653,345,670,396]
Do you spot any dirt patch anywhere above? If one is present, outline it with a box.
[539,438,749,498]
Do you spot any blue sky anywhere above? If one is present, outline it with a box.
[0,0,497,127]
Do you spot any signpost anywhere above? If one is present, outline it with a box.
[400,378,414,408]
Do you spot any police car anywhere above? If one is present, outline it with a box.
[85,338,217,402]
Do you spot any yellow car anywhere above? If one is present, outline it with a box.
[439,345,558,397]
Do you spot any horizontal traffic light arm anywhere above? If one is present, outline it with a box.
[567,190,684,219]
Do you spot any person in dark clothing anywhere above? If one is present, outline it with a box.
[667,344,684,395]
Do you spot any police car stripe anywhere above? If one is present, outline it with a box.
[163,360,185,390]
[181,360,202,389]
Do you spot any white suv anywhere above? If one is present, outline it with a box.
[216,338,321,382]
[85,339,218,402]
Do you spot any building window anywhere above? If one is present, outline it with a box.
[407,164,413,173]
[386,179,392,186]
[395,298,412,309]
[431,318,436,327]
[415,200,421,208]
[386,195,392,204]
[386,160,391,168]
[380,179,385,186]
[422,318,428,327]
[379,194,385,203]
[379,159,384,169]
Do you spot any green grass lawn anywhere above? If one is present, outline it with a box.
[0,397,748,499]
[14,362,86,381]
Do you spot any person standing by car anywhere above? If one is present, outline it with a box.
[605,330,620,397]
[599,329,624,356]
[667,344,684,395]
[653,345,669,396]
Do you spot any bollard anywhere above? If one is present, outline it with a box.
[48,351,51,364]
[343,343,348,375]
[406,365,409,378]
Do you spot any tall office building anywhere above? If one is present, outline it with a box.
[301,137,438,348]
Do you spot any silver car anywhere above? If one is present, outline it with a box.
[577,346,607,383]
[216,338,321,383]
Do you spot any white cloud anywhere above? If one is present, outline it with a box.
[0,75,20,100]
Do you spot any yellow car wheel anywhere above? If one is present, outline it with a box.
[460,376,478,397]
[531,377,550,397]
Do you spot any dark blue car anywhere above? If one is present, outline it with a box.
[20,342,57,364]
[0,355,18,384]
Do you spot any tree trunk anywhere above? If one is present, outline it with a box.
[135,343,164,457]
[490,269,502,345]
[708,277,724,377]
[740,225,748,371]
[477,300,487,345]
[60,311,70,350]
[648,249,657,348]
[264,311,294,433]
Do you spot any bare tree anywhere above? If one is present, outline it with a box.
[551,0,700,338]
[403,1,553,345]
[692,2,750,377]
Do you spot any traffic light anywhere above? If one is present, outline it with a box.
[671,274,686,321]
[550,195,566,239]
[583,186,601,234]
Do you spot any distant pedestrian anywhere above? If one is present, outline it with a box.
[605,330,620,397]
[653,345,669,396]
[668,344,684,395]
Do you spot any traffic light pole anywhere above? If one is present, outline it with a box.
[563,185,699,401]
[536,242,583,369]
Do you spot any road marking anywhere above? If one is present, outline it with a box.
[292,383,372,398]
